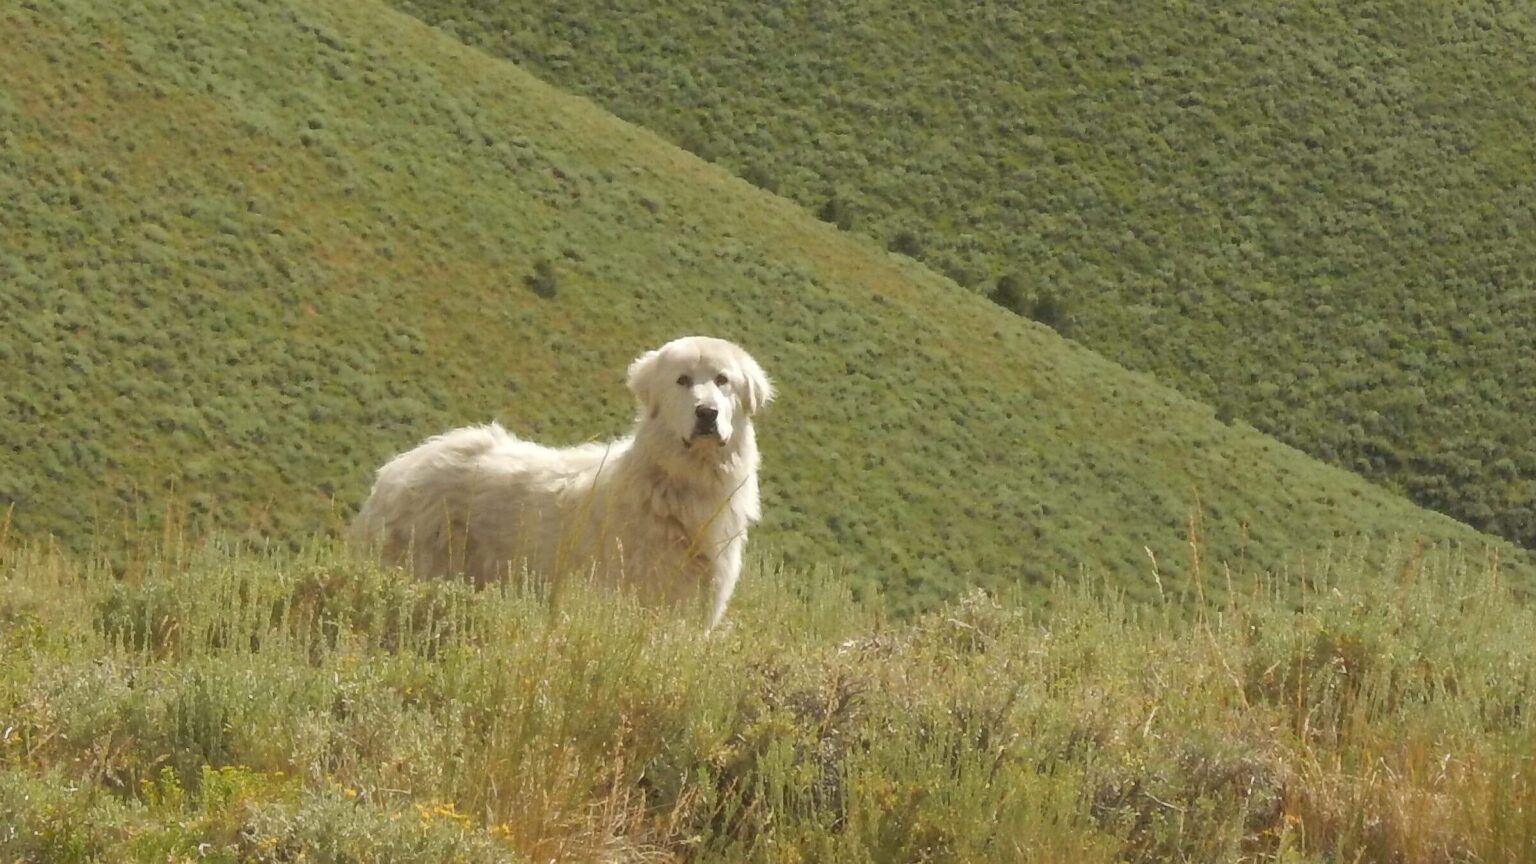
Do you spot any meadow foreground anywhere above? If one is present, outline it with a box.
[2,536,1533,862]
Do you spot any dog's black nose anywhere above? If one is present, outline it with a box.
[695,405,719,422]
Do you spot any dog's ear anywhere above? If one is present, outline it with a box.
[626,348,663,414]
[737,352,775,415]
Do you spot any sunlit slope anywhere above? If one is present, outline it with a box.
[397,0,1536,551]
[0,0,1527,606]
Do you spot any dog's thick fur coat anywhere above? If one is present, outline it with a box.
[351,336,773,629]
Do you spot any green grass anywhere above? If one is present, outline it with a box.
[393,0,1536,551]
[4,538,1535,862]
[1,0,1530,610]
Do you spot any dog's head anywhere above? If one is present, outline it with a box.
[627,336,774,451]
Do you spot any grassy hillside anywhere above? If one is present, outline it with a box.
[1,0,1530,610]
[4,540,1535,861]
[395,0,1536,550]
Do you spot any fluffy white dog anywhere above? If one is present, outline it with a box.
[351,336,773,629]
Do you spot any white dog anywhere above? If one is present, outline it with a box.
[351,336,773,629]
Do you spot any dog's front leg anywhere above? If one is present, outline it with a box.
[705,534,746,633]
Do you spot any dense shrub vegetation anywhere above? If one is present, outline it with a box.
[6,0,1525,609]
[395,0,1536,549]
[4,539,1534,862]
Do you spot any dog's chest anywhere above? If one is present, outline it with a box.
[635,472,739,551]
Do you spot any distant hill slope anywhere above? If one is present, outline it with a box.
[395,0,1536,550]
[1,0,1528,608]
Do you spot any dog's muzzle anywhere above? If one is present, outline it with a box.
[691,405,720,441]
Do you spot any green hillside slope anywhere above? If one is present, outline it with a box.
[1,0,1528,608]
[396,0,1536,550]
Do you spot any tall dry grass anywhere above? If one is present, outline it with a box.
[2,534,1532,862]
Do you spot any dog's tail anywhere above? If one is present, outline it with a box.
[348,483,382,550]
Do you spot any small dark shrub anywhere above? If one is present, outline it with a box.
[1029,289,1071,335]
[525,259,558,299]
[989,273,1026,313]
[888,230,923,258]
[941,261,980,288]
[679,131,719,162]
[817,197,853,230]
[741,163,777,192]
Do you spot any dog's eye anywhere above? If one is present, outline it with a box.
[714,373,729,386]
[676,375,692,387]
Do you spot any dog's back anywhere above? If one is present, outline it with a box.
[352,423,523,581]
[351,423,629,583]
